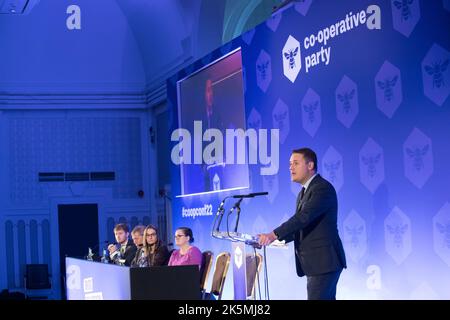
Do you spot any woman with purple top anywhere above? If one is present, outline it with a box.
[168,227,203,268]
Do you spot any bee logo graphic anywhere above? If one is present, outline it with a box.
[257,61,270,80]
[424,59,449,89]
[377,75,398,102]
[346,225,364,248]
[362,153,381,178]
[303,101,319,123]
[387,223,408,248]
[248,118,261,130]
[264,175,275,189]
[393,0,413,21]
[324,160,341,183]
[273,111,288,131]
[283,47,299,69]
[282,35,301,83]
[337,89,356,114]
[436,222,450,249]
[406,145,429,171]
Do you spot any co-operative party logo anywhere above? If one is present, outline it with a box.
[234,245,243,269]
[282,35,301,83]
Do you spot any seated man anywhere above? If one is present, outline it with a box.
[108,223,137,266]
[130,225,146,267]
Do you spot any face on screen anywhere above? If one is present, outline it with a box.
[114,229,128,244]
[177,49,250,196]
[205,79,214,108]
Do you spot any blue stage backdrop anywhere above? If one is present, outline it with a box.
[168,0,450,299]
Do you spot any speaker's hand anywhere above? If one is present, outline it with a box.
[258,232,277,246]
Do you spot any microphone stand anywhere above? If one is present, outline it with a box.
[233,198,243,233]
[211,196,229,238]
[213,192,268,242]
[227,198,243,240]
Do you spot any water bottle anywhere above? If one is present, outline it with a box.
[87,247,94,261]
[101,249,108,263]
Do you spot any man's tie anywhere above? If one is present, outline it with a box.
[299,187,305,201]
[296,187,305,211]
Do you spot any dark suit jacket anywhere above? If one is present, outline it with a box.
[111,241,137,267]
[274,174,346,277]
[130,243,171,267]
[199,107,225,191]
[147,244,171,266]
[122,241,138,267]
[130,246,144,267]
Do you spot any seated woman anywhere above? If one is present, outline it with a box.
[168,227,203,268]
[133,224,170,267]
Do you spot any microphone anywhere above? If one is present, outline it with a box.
[217,197,228,212]
[214,196,231,232]
[232,198,244,233]
[232,192,268,198]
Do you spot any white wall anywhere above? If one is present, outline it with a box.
[0,108,157,297]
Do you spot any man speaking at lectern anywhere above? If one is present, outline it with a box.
[258,148,346,300]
